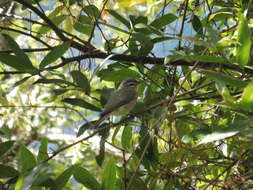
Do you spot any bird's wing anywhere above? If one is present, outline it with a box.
[100,89,136,117]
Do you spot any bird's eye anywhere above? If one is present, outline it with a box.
[127,82,137,87]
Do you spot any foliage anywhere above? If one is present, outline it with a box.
[0,0,253,189]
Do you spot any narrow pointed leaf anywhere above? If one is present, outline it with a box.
[102,158,117,190]
[0,140,15,157]
[19,144,37,172]
[70,70,90,94]
[55,165,77,190]
[241,82,253,110]
[40,42,70,69]
[108,9,131,28]
[62,98,101,112]
[37,139,49,162]
[0,164,19,178]
[150,13,177,29]
[2,34,33,68]
[236,14,251,68]
[74,167,101,190]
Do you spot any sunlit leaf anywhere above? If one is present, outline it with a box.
[121,125,132,150]
[37,139,48,162]
[97,68,140,82]
[236,13,251,68]
[197,120,250,145]
[102,157,116,190]
[70,70,90,94]
[240,82,253,110]
[19,144,37,172]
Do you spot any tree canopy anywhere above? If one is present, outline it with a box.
[0,0,253,189]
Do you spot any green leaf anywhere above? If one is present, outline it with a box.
[33,78,74,86]
[37,139,49,162]
[97,68,140,82]
[150,13,177,29]
[121,125,132,150]
[201,70,247,88]
[83,5,100,19]
[19,144,37,172]
[79,15,92,25]
[37,15,67,38]
[95,139,105,166]
[62,98,101,112]
[209,12,233,22]
[40,42,70,69]
[236,13,251,68]
[76,122,93,137]
[52,88,68,96]
[13,76,31,87]
[55,165,77,190]
[73,167,101,190]
[73,23,93,36]
[215,81,235,104]
[132,33,154,55]
[2,34,33,69]
[0,164,19,178]
[102,157,117,190]
[240,82,253,110]
[15,175,25,190]
[192,15,203,34]
[0,140,15,157]
[0,53,37,73]
[197,120,250,145]
[70,70,90,94]
[108,9,131,29]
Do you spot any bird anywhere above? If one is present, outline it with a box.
[94,78,139,127]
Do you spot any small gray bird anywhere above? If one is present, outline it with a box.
[95,78,139,127]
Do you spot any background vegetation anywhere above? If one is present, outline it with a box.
[0,0,253,189]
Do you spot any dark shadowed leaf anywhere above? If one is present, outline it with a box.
[2,34,34,70]
[62,98,101,112]
[0,140,15,157]
[55,165,77,190]
[74,166,101,190]
[0,164,19,178]
[70,70,90,94]
[96,139,105,166]
[192,15,203,34]
[201,70,247,87]
[108,9,131,28]
[40,42,70,69]
[0,53,37,73]
[33,78,75,86]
